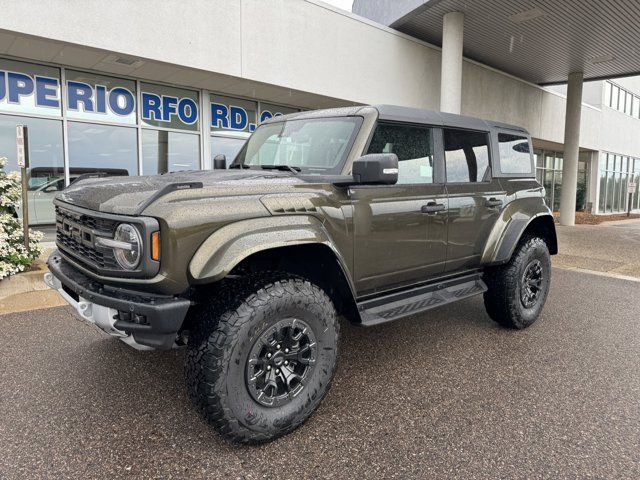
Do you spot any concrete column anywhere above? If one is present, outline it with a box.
[559,71,584,226]
[440,11,464,114]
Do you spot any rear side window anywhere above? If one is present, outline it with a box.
[367,123,434,184]
[498,133,533,174]
[444,129,490,183]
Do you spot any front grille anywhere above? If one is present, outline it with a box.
[55,205,120,272]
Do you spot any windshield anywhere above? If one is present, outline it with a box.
[233,116,362,174]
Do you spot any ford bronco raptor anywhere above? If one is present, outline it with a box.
[45,105,557,443]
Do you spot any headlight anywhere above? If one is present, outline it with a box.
[113,223,142,270]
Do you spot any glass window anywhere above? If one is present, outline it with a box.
[543,170,554,209]
[142,130,200,175]
[611,86,619,110]
[140,83,199,131]
[66,70,136,125]
[0,58,61,117]
[604,81,612,107]
[553,171,563,211]
[211,136,246,167]
[235,117,361,174]
[626,91,634,115]
[444,129,490,183]
[258,103,299,124]
[598,169,607,212]
[606,173,614,212]
[68,122,138,175]
[0,115,64,226]
[497,133,532,174]
[634,96,640,119]
[210,95,257,138]
[367,123,434,184]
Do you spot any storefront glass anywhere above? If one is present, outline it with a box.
[598,152,638,214]
[142,130,200,174]
[68,122,138,176]
[534,149,590,212]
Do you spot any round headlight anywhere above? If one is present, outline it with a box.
[113,223,142,270]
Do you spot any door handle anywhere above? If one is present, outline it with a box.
[485,198,503,208]
[421,202,447,214]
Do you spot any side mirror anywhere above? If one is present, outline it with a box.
[213,154,226,170]
[352,153,398,185]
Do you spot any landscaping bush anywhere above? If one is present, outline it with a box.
[0,156,43,280]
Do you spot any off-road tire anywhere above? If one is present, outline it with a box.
[483,236,551,329]
[185,272,339,444]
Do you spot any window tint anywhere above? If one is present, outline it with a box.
[367,123,434,184]
[498,133,532,174]
[444,129,490,183]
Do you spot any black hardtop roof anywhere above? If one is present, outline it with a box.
[263,104,529,135]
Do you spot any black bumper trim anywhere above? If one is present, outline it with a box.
[47,252,191,349]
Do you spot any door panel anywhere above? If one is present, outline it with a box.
[352,184,447,295]
[445,180,505,272]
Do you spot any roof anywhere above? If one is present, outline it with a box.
[353,0,640,85]
[263,104,529,134]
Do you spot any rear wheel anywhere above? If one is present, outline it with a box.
[483,236,551,329]
[185,273,339,443]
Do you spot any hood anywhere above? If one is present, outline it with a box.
[56,169,305,215]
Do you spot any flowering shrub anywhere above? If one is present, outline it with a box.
[0,156,43,280]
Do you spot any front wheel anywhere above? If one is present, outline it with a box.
[185,273,339,444]
[483,236,551,329]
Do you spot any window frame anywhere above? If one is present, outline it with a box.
[362,120,445,186]
[442,127,494,185]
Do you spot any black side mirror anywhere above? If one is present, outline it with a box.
[352,153,398,185]
[214,154,226,170]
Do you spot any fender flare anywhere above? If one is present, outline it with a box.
[188,215,355,291]
[481,200,556,265]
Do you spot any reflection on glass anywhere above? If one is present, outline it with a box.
[0,114,64,225]
[598,170,606,213]
[543,170,554,209]
[142,129,200,175]
[68,122,138,175]
[211,136,246,167]
[553,172,562,212]
[141,83,199,131]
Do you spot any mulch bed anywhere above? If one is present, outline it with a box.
[552,211,640,225]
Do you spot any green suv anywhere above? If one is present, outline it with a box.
[45,105,557,443]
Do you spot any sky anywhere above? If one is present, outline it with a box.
[320,0,354,12]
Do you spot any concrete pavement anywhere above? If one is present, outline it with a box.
[1,268,639,479]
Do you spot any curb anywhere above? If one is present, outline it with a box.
[0,262,49,301]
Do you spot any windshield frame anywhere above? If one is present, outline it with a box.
[230,115,364,175]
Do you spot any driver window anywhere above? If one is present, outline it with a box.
[367,123,434,184]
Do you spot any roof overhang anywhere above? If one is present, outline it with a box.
[353,0,640,85]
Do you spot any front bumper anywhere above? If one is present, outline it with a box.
[46,252,191,350]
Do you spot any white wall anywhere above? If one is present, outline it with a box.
[0,0,638,158]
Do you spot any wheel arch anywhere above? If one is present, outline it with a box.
[188,216,361,323]
[482,200,558,265]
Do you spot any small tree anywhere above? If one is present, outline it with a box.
[0,156,43,280]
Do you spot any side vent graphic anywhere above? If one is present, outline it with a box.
[261,195,319,214]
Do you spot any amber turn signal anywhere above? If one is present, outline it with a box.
[150,231,161,261]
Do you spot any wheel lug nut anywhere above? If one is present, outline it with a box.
[276,344,281,349]
[284,348,289,353]
[267,365,272,370]
[284,360,289,365]
[275,369,280,374]
[267,353,272,358]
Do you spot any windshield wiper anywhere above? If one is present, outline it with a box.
[259,165,301,174]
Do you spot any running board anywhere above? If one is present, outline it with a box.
[357,273,487,327]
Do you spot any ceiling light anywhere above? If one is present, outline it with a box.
[591,54,616,65]
[509,8,546,24]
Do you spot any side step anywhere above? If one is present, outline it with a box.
[357,273,487,327]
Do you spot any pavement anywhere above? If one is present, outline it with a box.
[1,267,639,479]
[554,220,640,279]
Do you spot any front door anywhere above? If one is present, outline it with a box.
[442,127,506,272]
[352,122,447,296]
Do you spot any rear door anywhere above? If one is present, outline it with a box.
[351,122,447,296]
[443,128,506,272]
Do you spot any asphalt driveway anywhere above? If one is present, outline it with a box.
[1,268,639,479]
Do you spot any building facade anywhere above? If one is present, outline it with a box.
[0,0,639,226]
